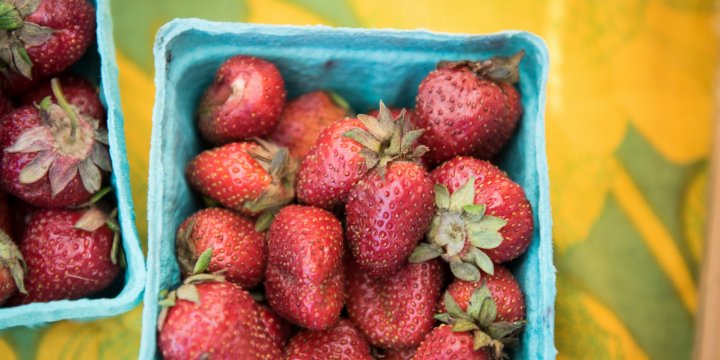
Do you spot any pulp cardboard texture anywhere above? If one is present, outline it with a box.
[0,0,145,329]
[142,19,555,359]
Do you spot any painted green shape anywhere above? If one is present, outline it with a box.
[558,195,693,360]
[286,0,361,26]
[0,327,44,360]
[555,273,617,359]
[615,123,704,278]
[111,0,249,73]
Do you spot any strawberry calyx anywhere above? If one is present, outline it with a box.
[74,206,124,267]
[435,284,525,360]
[175,217,204,277]
[243,138,296,231]
[157,250,225,331]
[4,78,110,198]
[437,50,525,84]
[0,229,26,295]
[409,177,507,281]
[343,101,427,178]
[0,0,53,79]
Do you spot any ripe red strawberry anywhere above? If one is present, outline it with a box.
[0,79,110,208]
[295,118,369,210]
[158,276,282,360]
[0,191,13,236]
[413,325,490,360]
[197,55,286,145]
[342,105,434,278]
[0,0,96,95]
[265,205,345,330]
[258,304,293,349]
[411,157,533,281]
[270,90,350,160]
[416,285,526,360]
[440,265,525,323]
[185,139,294,227]
[0,229,25,305]
[346,259,443,349]
[265,205,344,330]
[346,161,435,277]
[285,319,373,360]
[23,75,105,119]
[176,208,266,288]
[9,207,121,304]
[414,51,524,165]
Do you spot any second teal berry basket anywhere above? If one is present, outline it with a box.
[142,19,555,359]
[0,0,145,329]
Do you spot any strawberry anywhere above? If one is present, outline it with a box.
[197,55,286,145]
[412,325,489,360]
[415,285,526,360]
[346,259,443,349]
[259,304,293,349]
[0,229,25,304]
[9,207,121,304]
[343,105,435,277]
[410,157,533,281]
[0,191,13,236]
[440,265,525,323]
[0,0,96,95]
[414,51,524,165]
[176,208,266,289]
[346,161,435,277]
[0,79,110,208]
[264,205,345,330]
[157,274,282,360]
[23,75,105,119]
[185,139,294,229]
[285,319,373,360]
[270,90,350,160]
[295,118,369,210]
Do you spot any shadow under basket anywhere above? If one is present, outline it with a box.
[0,0,145,329]
[142,19,555,360]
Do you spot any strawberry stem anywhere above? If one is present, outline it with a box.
[50,78,80,139]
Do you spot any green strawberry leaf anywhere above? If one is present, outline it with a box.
[435,184,450,209]
[463,204,486,216]
[449,177,476,211]
[193,247,213,275]
[452,319,480,332]
[474,331,493,350]
[450,260,481,282]
[409,243,443,263]
[478,297,498,328]
[469,247,495,275]
[487,321,526,339]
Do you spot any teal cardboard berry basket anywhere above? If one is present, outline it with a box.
[0,0,145,329]
[142,19,554,359]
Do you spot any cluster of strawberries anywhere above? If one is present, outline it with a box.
[0,0,122,307]
[159,49,532,360]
